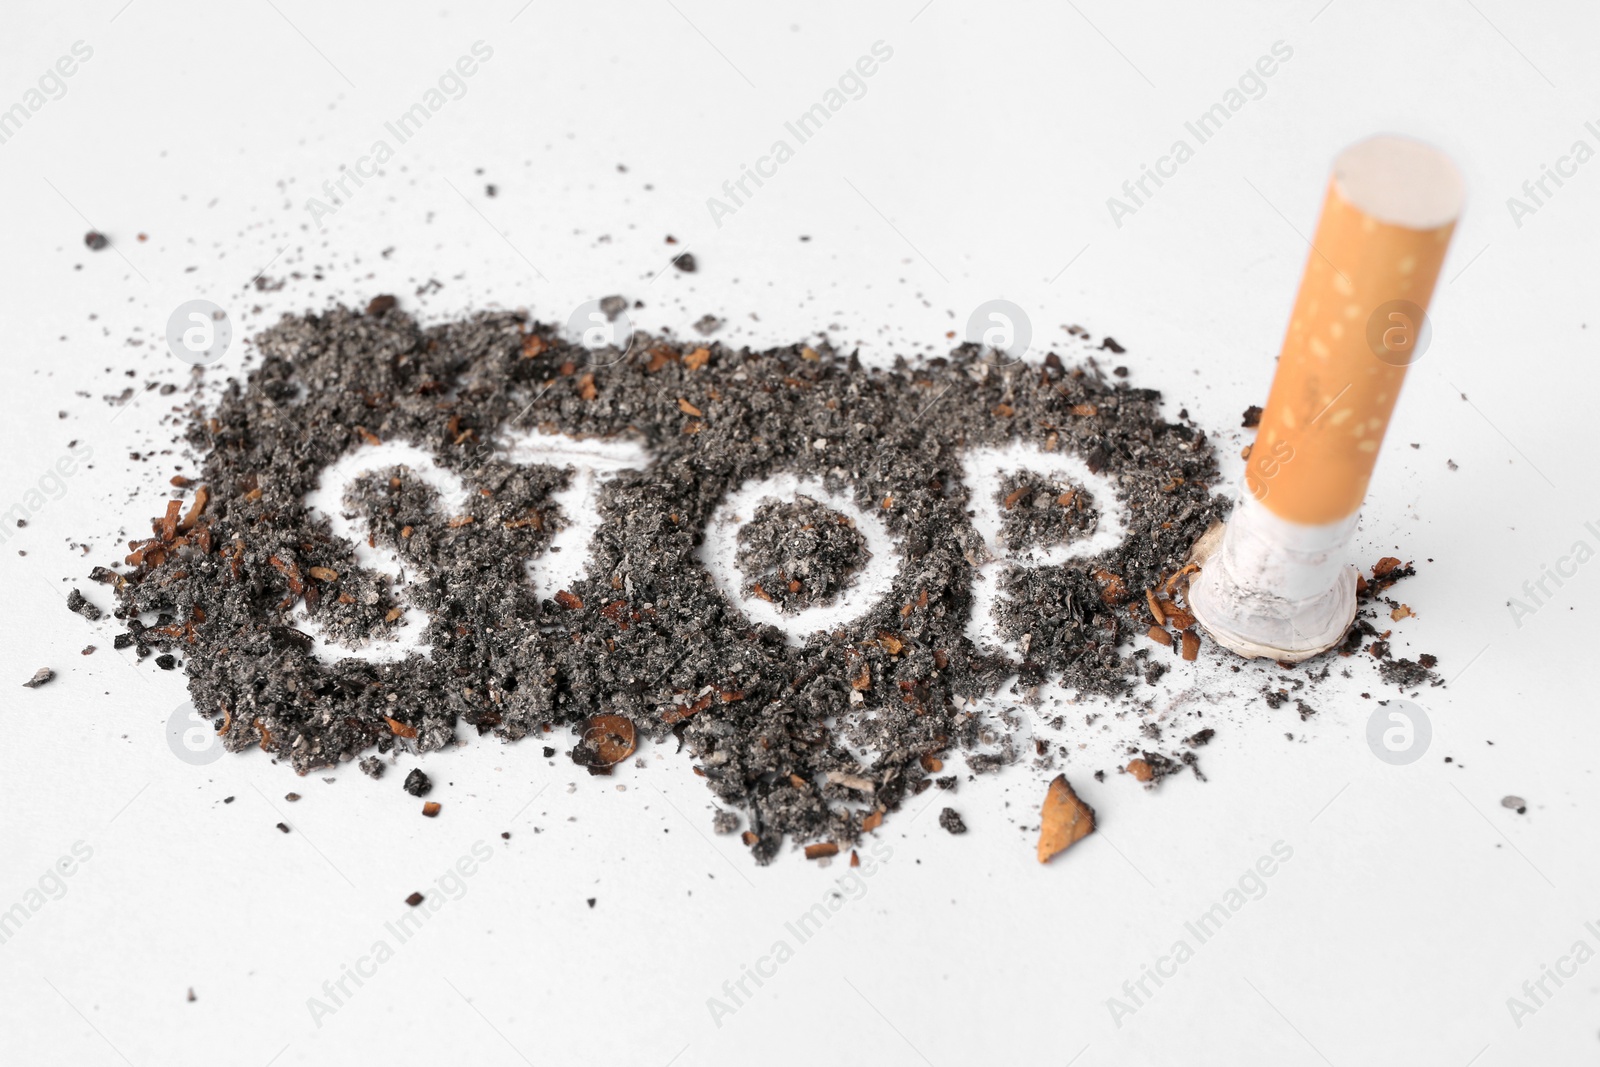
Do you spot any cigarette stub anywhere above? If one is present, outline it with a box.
[1247,135,1465,524]
[1189,136,1464,661]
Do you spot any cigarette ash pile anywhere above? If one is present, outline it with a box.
[85,301,1435,863]
[735,495,870,613]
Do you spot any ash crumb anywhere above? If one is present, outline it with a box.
[66,588,102,621]
[359,756,385,779]
[405,891,424,906]
[403,769,432,797]
[693,314,723,336]
[599,294,627,320]
[1241,405,1262,428]
[22,667,54,689]
[1185,728,1215,748]
[587,897,597,908]
[1127,751,1192,789]
[1295,700,1316,722]
[276,822,291,834]
[1501,795,1527,814]
[672,253,696,273]
[186,987,196,1003]
[84,231,108,251]
[712,810,740,834]
[284,792,301,802]
[938,808,967,834]
[1379,658,1439,690]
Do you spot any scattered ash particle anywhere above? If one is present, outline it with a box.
[587,897,597,908]
[938,808,966,834]
[1125,751,1189,788]
[1502,795,1527,814]
[276,823,290,834]
[1295,700,1316,722]
[1185,728,1214,748]
[66,588,103,621]
[284,792,301,802]
[693,314,723,336]
[405,892,424,906]
[712,810,740,834]
[22,667,54,689]
[1241,405,1262,428]
[359,756,384,779]
[672,253,696,273]
[599,294,627,320]
[403,769,432,797]
[84,231,108,251]
[1380,659,1439,689]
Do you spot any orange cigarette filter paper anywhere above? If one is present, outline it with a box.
[1246,139,1460,526]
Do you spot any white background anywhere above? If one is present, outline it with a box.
[2,1,1597,1064]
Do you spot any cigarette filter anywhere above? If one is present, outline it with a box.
[1188,135,1464,661]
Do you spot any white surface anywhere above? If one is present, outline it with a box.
[2,2,1598,1065]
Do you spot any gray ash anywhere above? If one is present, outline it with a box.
[735,495,869,612]
[992,470,1099,553]
[97,302,1234,863]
